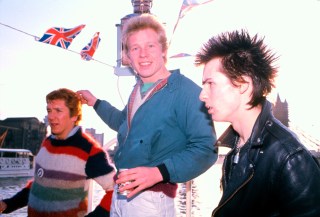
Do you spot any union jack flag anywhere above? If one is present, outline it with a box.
[38,24,85,49]
[170,0,214,46]
[80,32,101,61]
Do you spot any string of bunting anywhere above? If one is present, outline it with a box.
[0,22,115,69]
[0,0,214,70]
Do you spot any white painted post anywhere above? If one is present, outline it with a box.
[186,181,192,217]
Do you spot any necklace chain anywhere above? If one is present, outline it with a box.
[233,136,241,164]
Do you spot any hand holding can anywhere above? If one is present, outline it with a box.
[117,169,132,196]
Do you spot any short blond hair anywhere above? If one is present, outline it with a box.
[122,14,168,63]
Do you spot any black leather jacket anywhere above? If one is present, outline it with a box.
[212,100,320,217]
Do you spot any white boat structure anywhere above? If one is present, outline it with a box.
[0,148,35,178]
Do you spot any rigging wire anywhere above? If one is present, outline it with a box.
[117,76,126,107]
[0,22,39,39]
[1,22,129,109]
[0,22,115,69]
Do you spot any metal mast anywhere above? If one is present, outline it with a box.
[114,0,153,76]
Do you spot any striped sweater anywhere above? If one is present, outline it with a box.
[3,127,115,217]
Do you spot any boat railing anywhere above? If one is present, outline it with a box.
[0,148,35,178]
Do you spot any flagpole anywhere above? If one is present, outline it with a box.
[114,0,153,76]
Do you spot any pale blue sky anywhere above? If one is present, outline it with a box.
[1,0,319,142]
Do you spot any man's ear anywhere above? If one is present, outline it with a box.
[122,51,131,66]
[162,49,167,57]
[239,75,251,94]
[71,115,78,123]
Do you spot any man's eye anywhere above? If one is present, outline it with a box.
[209,82,214,86]
[203,81,212,86]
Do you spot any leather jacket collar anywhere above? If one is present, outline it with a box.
[215,100,272,150]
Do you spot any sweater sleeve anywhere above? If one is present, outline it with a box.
[86,190,113,217]
[2,179,33,213]
[85,142,115,189]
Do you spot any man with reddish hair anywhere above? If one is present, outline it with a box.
[0,88,115,217]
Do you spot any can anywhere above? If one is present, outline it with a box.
[117,169,131,195]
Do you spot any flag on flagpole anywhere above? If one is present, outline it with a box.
[170,0,214,46]
[80,32,101,61]
[37,24,85,49]
[170,53,192,58]
[179,0,214,19]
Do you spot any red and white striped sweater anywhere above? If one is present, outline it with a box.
[3,127,115,217]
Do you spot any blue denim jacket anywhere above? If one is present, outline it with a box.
[94,70,218,183]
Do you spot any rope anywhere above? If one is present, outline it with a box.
[0,22,128,107]
[0,22,115,69]
[0,22,39,39]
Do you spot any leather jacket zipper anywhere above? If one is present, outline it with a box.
[123,83,167,145]
[212,172,254,216]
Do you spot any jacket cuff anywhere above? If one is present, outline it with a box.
[93,99,101,110]
[157,163,170,182]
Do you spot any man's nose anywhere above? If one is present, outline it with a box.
[199,89,207,101]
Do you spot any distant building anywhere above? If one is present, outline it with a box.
[272,93,320,162]
[103,137,118,163]
[85,128,104,147]
[272,93,289,127]
[84,128,118,161]
[0,118,106,156]
[0,117,47,155]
